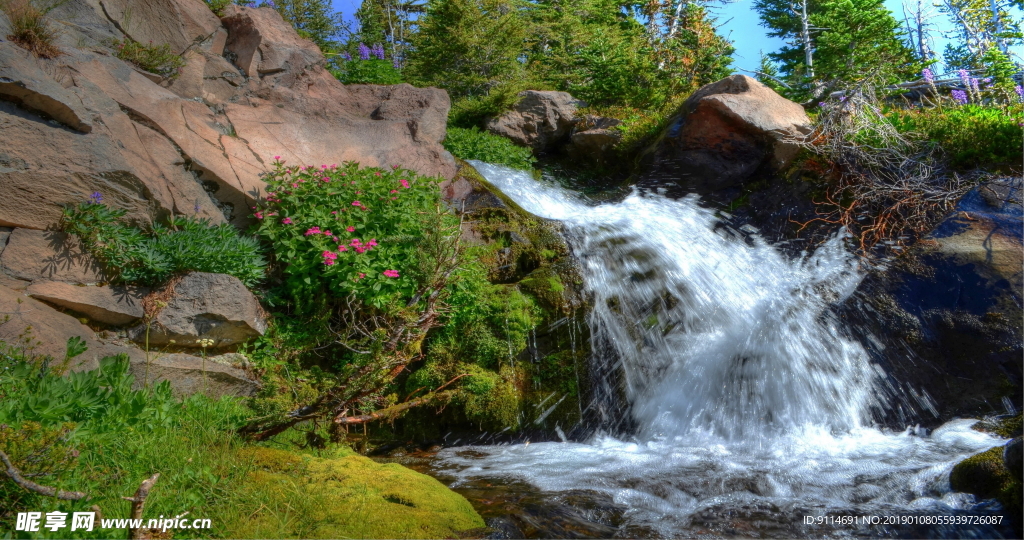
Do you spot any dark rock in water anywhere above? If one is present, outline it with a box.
[950,443,1022,536]
[1006,437,1023,480]
[638,75,812,199]
[842,177,1022,424]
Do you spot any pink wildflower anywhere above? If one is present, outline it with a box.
[346,226,356,232]
[352,201,363,206]
[354,246,367,254]
[374,172,381,177]
[399,179,410,189]
[305,226,321,236]
[390,189,398,193]
[350,238,362,246]
[338,246,348,251]
[323,230,332,236]
[255,212,264,219]
[274,155,281,160]
[282,217,293,224]
[382,269,400,278]
[367,239,378,247]
[291,183,298,188]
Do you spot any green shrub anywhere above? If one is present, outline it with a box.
[0,0,61,58]
[61,199,266,288]
[329,58,402,85]
[443,127,536,171]
[111,39,187,80]
[255,161,456,310]
[885,104,1024,170]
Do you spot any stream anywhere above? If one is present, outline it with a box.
[421,162,1014,538]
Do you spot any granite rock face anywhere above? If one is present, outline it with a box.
[487,91,584,152]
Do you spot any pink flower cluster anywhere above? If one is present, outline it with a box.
[382,269,399,278]
[322,250,338,266]
[399,179,410,189]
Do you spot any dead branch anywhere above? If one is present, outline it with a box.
[0,448,87,500]
[123,473,160,540]
[334,390,458,425]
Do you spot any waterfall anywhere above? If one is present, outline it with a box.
[434,162,1007,537]
[470,161,879,441]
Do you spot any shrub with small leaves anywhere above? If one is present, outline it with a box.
[111,39,187,80]
[255,160,455,310]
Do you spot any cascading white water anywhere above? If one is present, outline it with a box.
[434,162,1008,536]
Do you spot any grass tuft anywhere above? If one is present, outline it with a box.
[0,0,61,58]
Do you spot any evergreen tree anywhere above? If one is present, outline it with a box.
[754,0,920,99]
[353,0,425,60]
[273,0,344,52]
[404,0,528,98]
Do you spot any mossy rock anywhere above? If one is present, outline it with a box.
[224,447,484,538]
[950,445,1022,516]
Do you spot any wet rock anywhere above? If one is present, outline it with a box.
[27,281,147,326]
[487,91,584,152]
[950,446,1021,516]
[568,116,622,160]
[131,272,266,349]
[640,74,811,194]
[842,177,1022,422]
[0,229,109,284]
[1006,437,1023,480]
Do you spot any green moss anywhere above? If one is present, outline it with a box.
[973,413,1023,438]
[224,448,484,538]
[950,446,1022,515]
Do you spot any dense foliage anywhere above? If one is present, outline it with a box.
[886,103,1024,170]
[442,127,537,170]
[61,199,266,288]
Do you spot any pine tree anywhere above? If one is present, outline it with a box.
[273,0,344,53]
[404,0,528,98]
[754,0,920,99]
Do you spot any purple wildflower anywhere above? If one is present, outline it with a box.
[957,69,970,86]
[951,89,968,105]
[264,0,276,7]
[371,43,385,60]
[970,77,980,95]
[341,51,351,61]
[1016,85,1024,102]
[89,191,103,204]
[922,68,934,82]
[357,43,371,61]
[393,55,401,70]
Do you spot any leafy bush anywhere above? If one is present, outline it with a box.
[255,161,453,310]
[61,199,266,288]
[328,43,402,85]
[885,104,1024,170]
[111,39,187,80]
[443,127,536,171]
[0,0,61,58]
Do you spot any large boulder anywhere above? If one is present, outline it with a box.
[841,177,1022,423]
[640,75,812,195]
[131,272,267,349]
[128,353,257,397]
[27,281,147,326]
[486,91,584,152]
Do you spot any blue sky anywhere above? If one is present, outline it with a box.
[330,0,1022,75]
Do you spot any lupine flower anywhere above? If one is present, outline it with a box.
[922,68,934,82]
[970,78,980,95]
[282,217,293,224]
[1016,85,1024,102]
[951,89,968,105]
[89,191,103,204]
[383,269,400,278]
[341,52,352,62]
[371,43,385,60]
[358,43,371,61]
[393,56,401,70]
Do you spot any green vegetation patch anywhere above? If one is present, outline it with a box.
[443,127,537,171]
[950,445,1022,514]
[111,39,187,80]
[885,104,1024,171]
